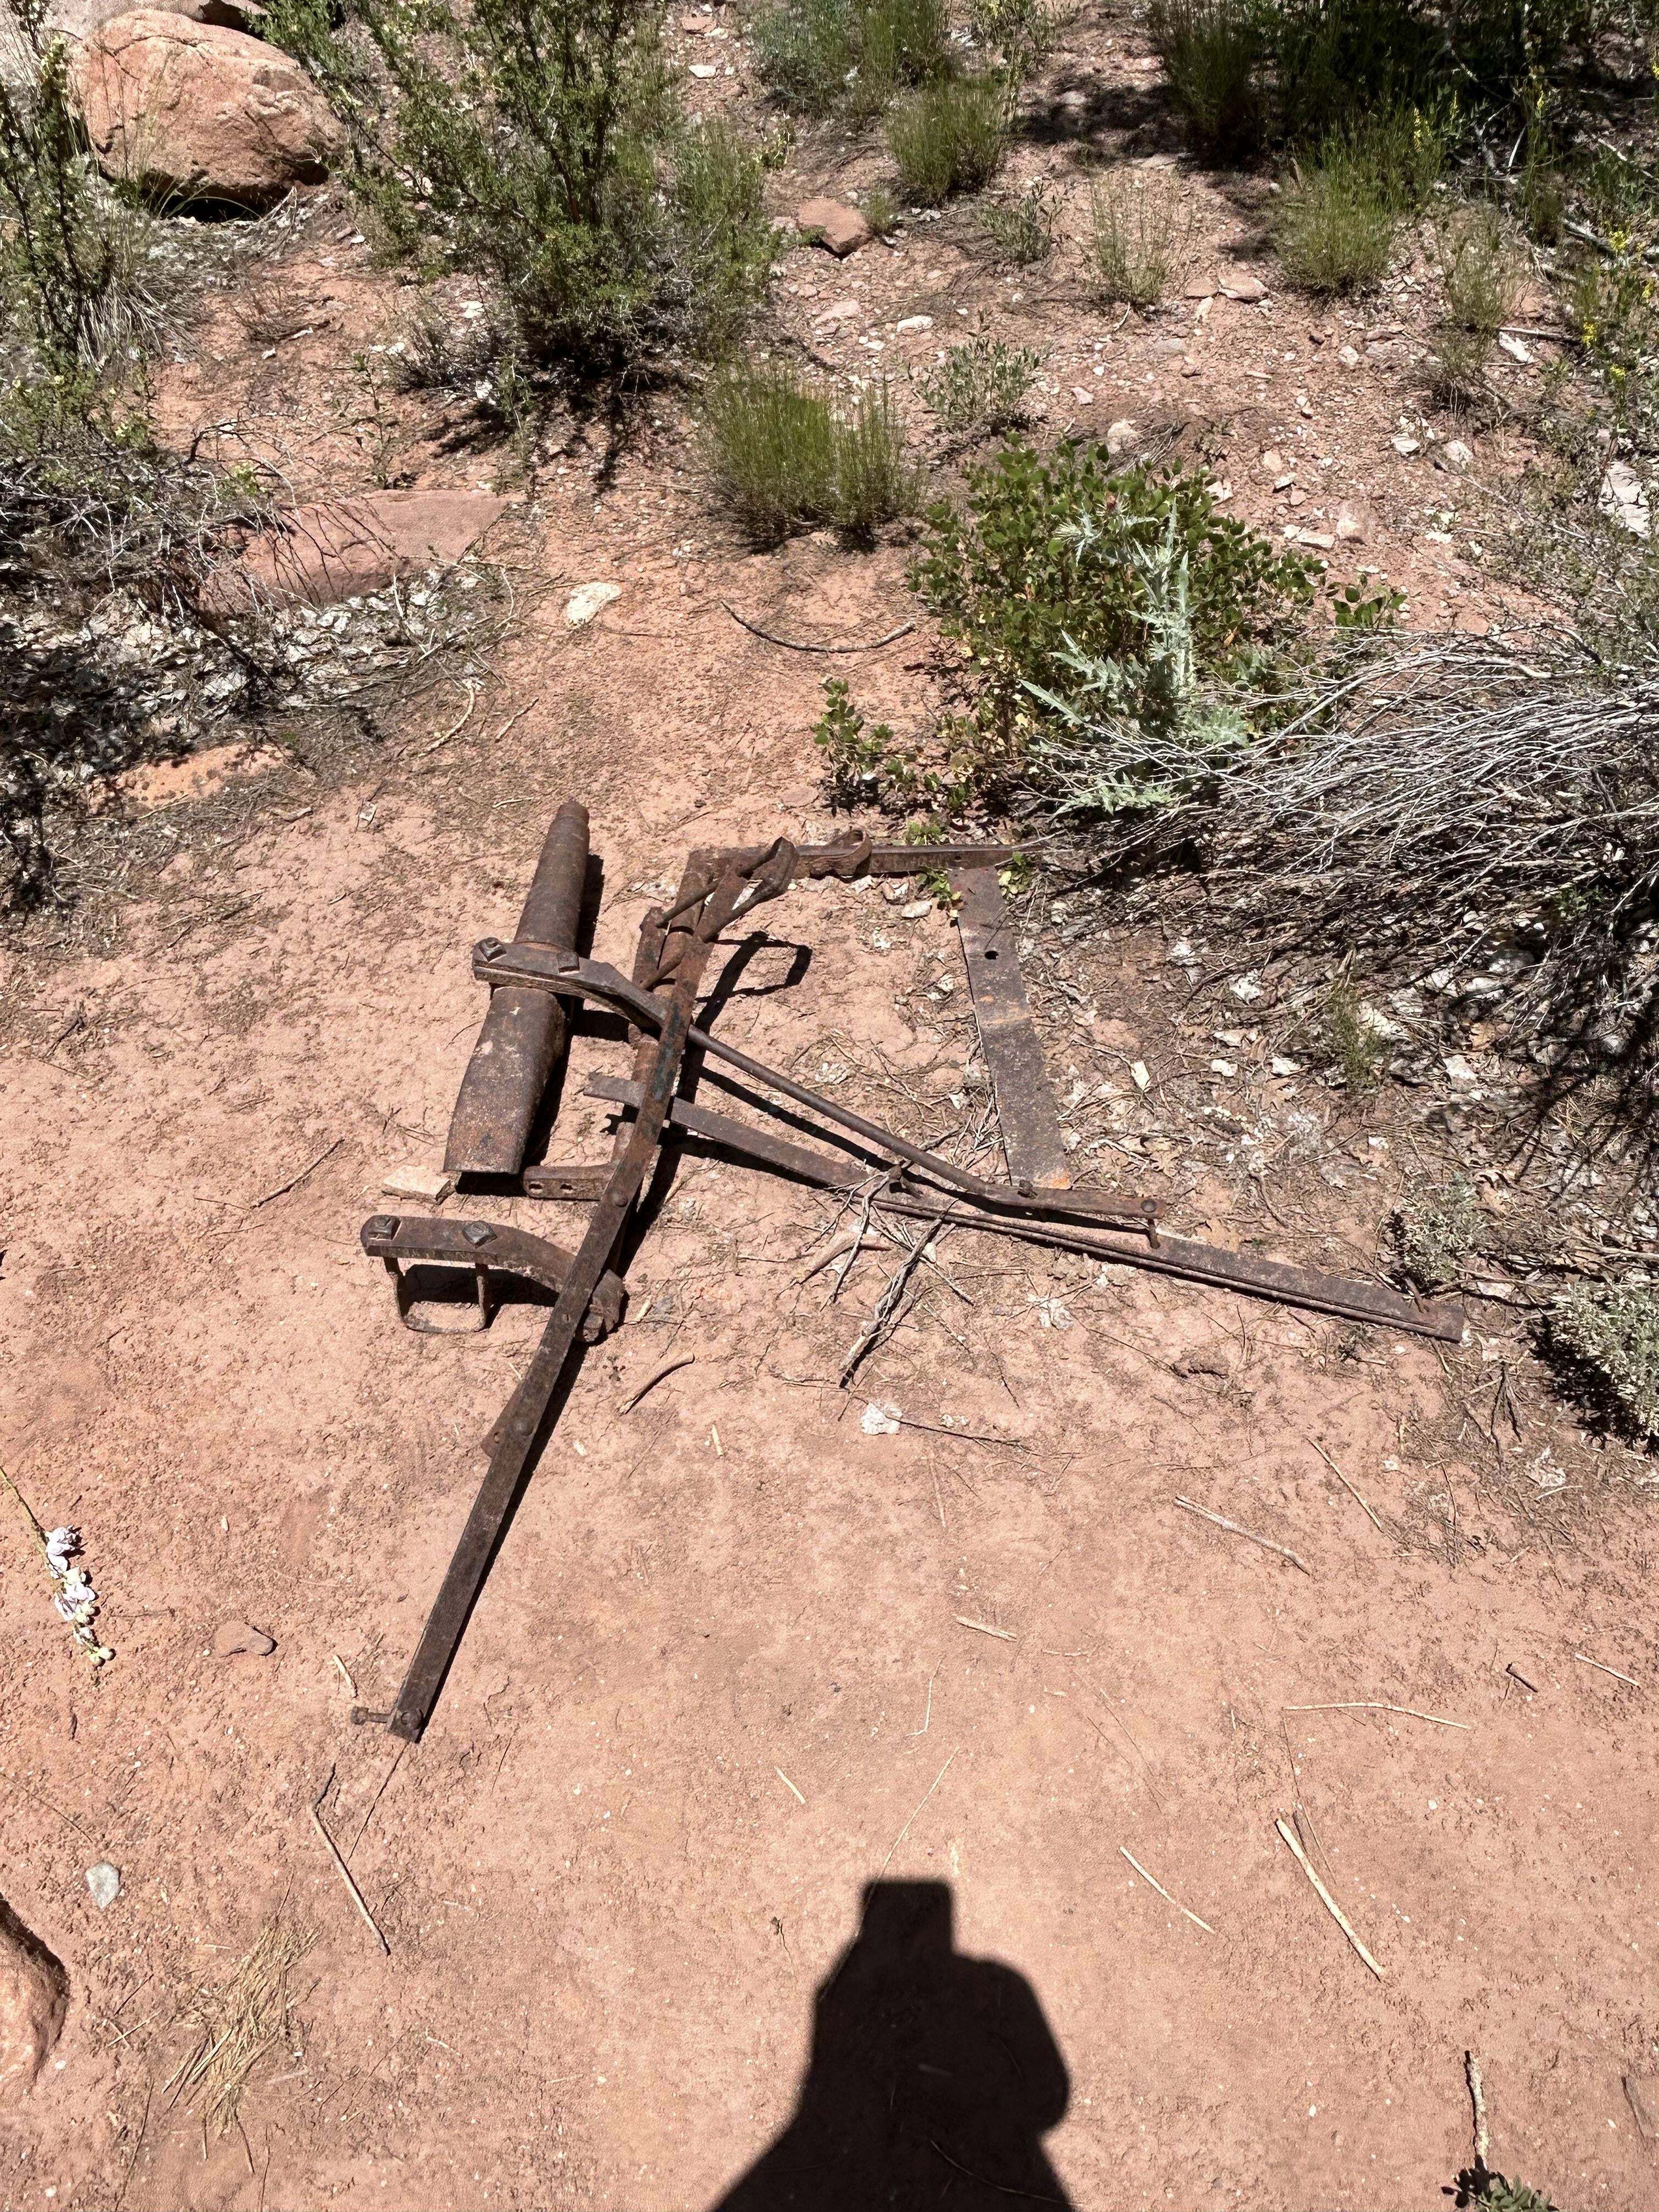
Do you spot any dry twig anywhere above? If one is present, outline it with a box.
[1275,1816,1384,1979]
[1175,1496,1311,1575]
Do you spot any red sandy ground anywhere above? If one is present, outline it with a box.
[3,4,1657,2204]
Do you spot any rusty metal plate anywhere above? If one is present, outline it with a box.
[952,867,1071,1193]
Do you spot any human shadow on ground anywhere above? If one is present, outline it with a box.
[711,1880,1075,2210]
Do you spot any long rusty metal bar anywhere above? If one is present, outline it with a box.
[582,1074,1465,1342]
[952,866,1072,1193]
[444,800,591,1178]
[471,944,1160,1234]
[382,843,795,1743]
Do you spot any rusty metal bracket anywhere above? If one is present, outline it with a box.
[360,1214,624,1338]
[952,866,1072,1194]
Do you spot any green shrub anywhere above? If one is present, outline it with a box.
[1571,246,1659,432]
[856,0,951,106]
[968,0,1058,87]
[919,337,1040,434]
[1550,1281,1659,1441]
[979,176,1059,263]
[749,0,948,115]
[670,120,782,357]
[911,441,1317,772]
[1088,168,1198,307]
[749,0,857,111]
[296,0,775,377]
[0,0,156,374]
[813,675,917,804]
[1277,142,1397,295]
[1148,0,1266,157]
[1268,0,1447,148]
[703,364,922,543]
[860,184,900,236]
[888,77,1008,205]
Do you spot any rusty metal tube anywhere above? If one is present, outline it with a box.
[444,800,590,1177]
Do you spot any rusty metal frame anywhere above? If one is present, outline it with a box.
[363,819,1464,1744]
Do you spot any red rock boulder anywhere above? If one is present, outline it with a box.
[72,8,342,210]
[207,489,511,610]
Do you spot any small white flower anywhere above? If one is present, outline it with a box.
[45,1526,80,1575]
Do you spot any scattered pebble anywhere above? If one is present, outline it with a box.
[86,1865,121,1912]
[566,580,623,627]
[212,1621,276,1658]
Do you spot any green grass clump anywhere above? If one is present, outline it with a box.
[703,364,922,544]
[1088,168,1198,308]
[750,0,949,115]
[1276,142,1397,295]
[979,176,1058,263]
[1148,0,1265,158]
[918,338,1040,435]
[888,76,1008,205]
[1436,203,1523,338]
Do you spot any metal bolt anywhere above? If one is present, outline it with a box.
[365,1215,398,1237]
[462,1222,495,1248]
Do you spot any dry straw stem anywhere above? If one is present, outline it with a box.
[1175,1496,1311,1574]
[1574,1651,1639,1687]
[1274,1816,1384,1979]
[311,1781,390,1955]
[168,1920,313,2136]
[956,1616,1015,1639]
[877,1748,959,1880]
[1284,1700,1471,1729]
[1306,1437,1385,1532]
[1120,1846,1216,1933]
[775,1767,806,1804]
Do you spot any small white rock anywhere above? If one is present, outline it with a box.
[1391,433,1420,456]
[901,899,932,919]
[86,1864,121,1911]
[1336,344,1360,367]
[860,1402,901,1436]
[1210,1058,1237,1077]
[895,314,933,334]
[1131,1060,1151,1092]
[1270,1056,1303,1076]
[1497,332,1532,363]
[566,580,623,627]
[1441,439,1474,471]
[1105,418,1136,457]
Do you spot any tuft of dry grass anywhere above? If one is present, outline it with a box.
[1087,168,1198,309]
[168,1919,313,2138]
